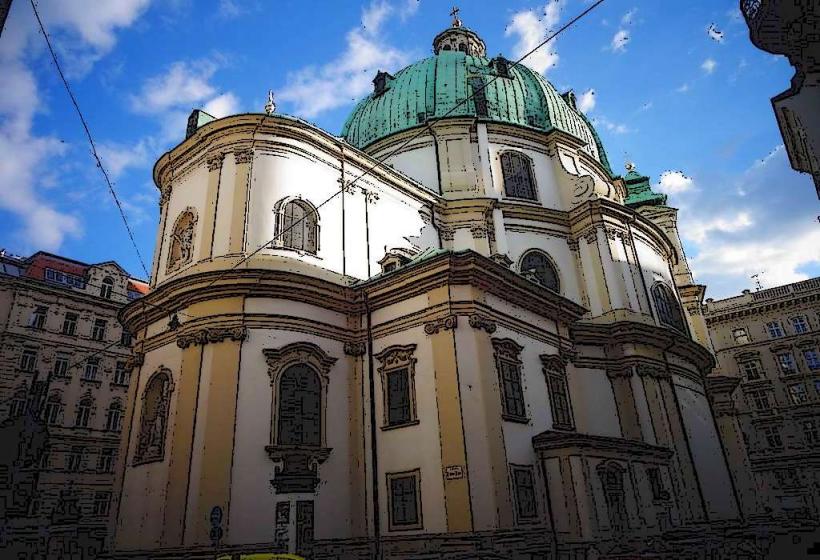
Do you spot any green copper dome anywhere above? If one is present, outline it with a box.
[623,164,667,208]
[341,49,613,175]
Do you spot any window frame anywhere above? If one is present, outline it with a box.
[29,306,48,329]
[787,383,809,405]
[802,349,820,371]
[92,491,112,516]
[91,318,107,342]
[105,400,123,431]
[100,277,114,300]
[651,282,686,332]
[386,469,423,531]
[98,448,115,473]
[67,446,84,472]
[519,250,560,293]
[510,464,539,523]
[62,312,78,336]
[776,352,799,375]
[740,359,764,381]
[113,361,129,385]
[762,425,783,449]
[499,151,538,201]
[375,344,419,430]
[19,348,38,373]
[492,338,528,423]
[766,321,785,339]
[790,315,809,334]
[75,398,93,428]
[42,393,62,425]
[541,354,574,430]
[273,198,320,255]
[82,359,100,382]
[276,363,323,447]
[802,420,819,446]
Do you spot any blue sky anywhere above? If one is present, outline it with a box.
[1,0,818,298]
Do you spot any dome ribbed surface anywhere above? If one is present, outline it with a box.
[341,50,612,174]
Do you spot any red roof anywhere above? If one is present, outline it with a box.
[26,253,87,281]
[128,280,150,295]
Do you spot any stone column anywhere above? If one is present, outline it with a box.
[151,184,172,287]
[344,340,369,538]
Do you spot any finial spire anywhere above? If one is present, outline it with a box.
[625,161,636,172]
[264,90,276,115]
[450,6,461,28]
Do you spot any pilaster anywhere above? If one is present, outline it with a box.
[198,153,225,261]
[228,148,254,255]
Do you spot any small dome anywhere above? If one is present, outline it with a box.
[341,49,613,174]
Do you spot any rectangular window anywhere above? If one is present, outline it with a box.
[98,448,115,473]
[386,368,411,426]
[120,329,132,347]
[67,446,84,472]
[732,328,750,344]
[53,355,69,378]
[766,321,785,339]
[512,465,538,521]
[802,420,819,446]
[62,312,78,335]
[777,352,799,375]
[748,390,772,411]
[113,362,128,385]
[19,349,38,373]
[93,492,112,516]
[91,318,107,341]
[45,268,85,288]
[803,349,820,371]
[43,398,61,425]
[762,426,783,449]
[545,365,574,429]
[499,360,526,420]
[790,316,809,334]
[29,306,48,329]
[83,359,99,381]
[741,360,763,381]
[646,467,669,501]
[388,471,421,530]
[788,383,809,405]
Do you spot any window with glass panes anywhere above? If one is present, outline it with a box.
[777,352,798,375]
[386,368,412,426]
[790,315,809,334]
[802,420,819,445]
[42,394,62,425]
[543,357,573,429]
[62,312,78,335]
[53,355,69,377]
[105,401,123,431]
[19,349,37,372]
[113,362,128,385]
[762,426,783,448]
[803,349,820,370]
[75,399,92,427]
[91,318,107,341]
[788,383,809,404]
[83,359,99,381]
[740,360,763,381]
[67,446,84,471]
[93,492,111,516]
[29,306,47,329]
[388,472,420,529]
[500,152,537,200]
[498,359,526,419]
[766,321,785,338]
[98,448,115,473]
[748,389,772,411]
[512,466,538,521]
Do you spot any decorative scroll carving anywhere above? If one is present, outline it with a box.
[559,348,577,365]
[343,341,367,357]
[424,315,458,335]
[176,326,248,348]
[468,314,497,334]
[266,445,332,494]
[470,225,489,239]
[234,148,254,164]
[566,238,580,251]
[606,367,633,380]
[583,229,598,244]
[439,227,455,241]
[206,153,225,171]
[124,352,145,370]
[636,364,670,379]
[159,184,172,206]
[490,253,513,268]
[539,354,564,372]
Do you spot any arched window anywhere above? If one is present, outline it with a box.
[135,368,174,464]
[100,277,114,300]
[277,364,322,446]
[105,400,123,431]
[275,199,319,254]
[75,398,93,428]
[501,151,537,200]
[167,209,197,273]
[520,250,560,292]
[598,462,627,532]
[651,283,685,332]
[43,393,63,425]
[458,43,467,53]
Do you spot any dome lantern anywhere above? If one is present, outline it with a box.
[432,7,486,56]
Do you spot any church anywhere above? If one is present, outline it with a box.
[109,15,751,560]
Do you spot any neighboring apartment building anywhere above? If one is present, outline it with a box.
[0,250,147,559]
[705,277,820,521]
[740,0,820,197]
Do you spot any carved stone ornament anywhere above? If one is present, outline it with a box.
[490,253,513,268]
[263,342,337,384]
[166,208,198,274]
[266,445,332,494]
[124,352,145,370]
[233,148,254,164]
[159,184,172,206]
[439,227,455,241]
[176,326,248,348]
[566,238,580,251]
[606,367,633,380]
[636,364,670,379]
[583,229,598,245]
[470,225,489,239]
[424,314,458,335]
[206,153,225,172]
[468,314,497,334]
[374,344,417,369]
[559,348,577,365]
[491,338,524,362]
[539,354,564,372]
[343,341,367,357]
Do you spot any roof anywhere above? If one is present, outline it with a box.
[622,167,667,208]
[341,50,613,174]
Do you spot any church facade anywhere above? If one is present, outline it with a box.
[109,21,750,560]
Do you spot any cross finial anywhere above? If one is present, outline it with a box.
[450,6,462,27]
[264,90,276,115]
[625,161,636,172]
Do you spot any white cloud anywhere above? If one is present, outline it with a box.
[398,0,420,20]
[610,29,630,53]
[217,0,244,19]
[203,92,240,118]
[506,1,565,75]
[277,1,415,118]
[577,89,596,113]
[676,82,690,93]
[666,145,820,298]
[656,170,694,194]
[0,0,149,252]
[130,61,218,114]
[621,8,637,26]
[593,116,631,134]
[701,57,717,74]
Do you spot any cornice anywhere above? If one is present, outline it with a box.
[532,430,674,461]
[704,292,820,325]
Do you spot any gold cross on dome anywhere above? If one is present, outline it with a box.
[450,6,462,27]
